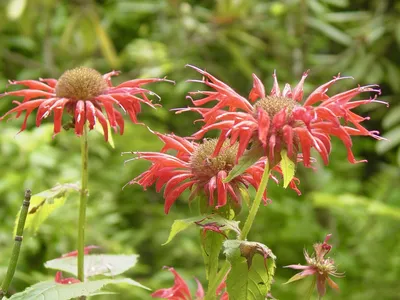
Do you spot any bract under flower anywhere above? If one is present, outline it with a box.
[0,67,173,140]
[182,65,386,167]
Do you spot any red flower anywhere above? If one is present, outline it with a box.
[0,67,172,140]
[152,267,228,300]
[183,65,386,167]
[125,130,300,214]
[284,234,343,298]
[54,245,99,284]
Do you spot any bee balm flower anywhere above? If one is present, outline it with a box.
[125,130,300,214]
[184,65,385,167]
[0,67,172,140]
[284,234,343,298]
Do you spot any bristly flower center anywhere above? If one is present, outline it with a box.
[191,139,238,178]
[253,95,297,118]
[55,67,108,100]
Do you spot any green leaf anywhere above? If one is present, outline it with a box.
[226,255,248,300]
[8,278,149,300]
[163,214,240,245]
[284,272,307,284]
[14,183,80,236]
[307,17,352,46]
[247,254,276,299]
[201,231,224,280]
[163,216,204,245]
[280,149,295,188]
[7,0,27,20]
[224,240,276,300]
[45,254,138,278]
[224,145,264,183]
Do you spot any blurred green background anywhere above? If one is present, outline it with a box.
[0,0,399,299]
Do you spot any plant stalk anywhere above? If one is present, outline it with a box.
[77,125,89,282]
[205,260,230,300]
[240,159,270,240]
[0,189,32,297]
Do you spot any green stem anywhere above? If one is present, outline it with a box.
[77,125,89,282]
[0,190,32,297]
[205,232,223,300]
[240,159,270,240]
[205,261,230,300]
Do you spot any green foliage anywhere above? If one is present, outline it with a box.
[163,216,204,245]
[13,183,80,236]
[200,231,224,280]
[280,150,296,188]
[224,145,264,182]
[44,254,139,278]
[224,240,276,300]
[7,278,148,300]
[164,214,240,245]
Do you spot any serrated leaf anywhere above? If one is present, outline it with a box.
[14,183,80,236]
[226,255,248,300]
[224,145,264,183]
[280,149,295,188]
[7,0,27,20]
[163,216,205,245]
[45,254,138,278]
[224,240,276,300]
[247,255,276,299]
[8,278,149,300]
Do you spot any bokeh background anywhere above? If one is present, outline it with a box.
[0,0,399,299]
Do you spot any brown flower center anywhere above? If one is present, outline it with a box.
[253,95,297,118]
[191,139,238,178]
[55,67,107,100]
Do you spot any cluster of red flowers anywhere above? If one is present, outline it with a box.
[0,65,383,213]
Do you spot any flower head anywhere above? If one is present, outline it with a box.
[125,130,300,214]
[152,267,228,300]
[183,65,386,167]
[284,234,343,298]
[0,67,172,140]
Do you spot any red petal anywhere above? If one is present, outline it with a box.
[74,101,85,136]
[216,171,228,208]
[164,181,194,214]
[249,73,265,102]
